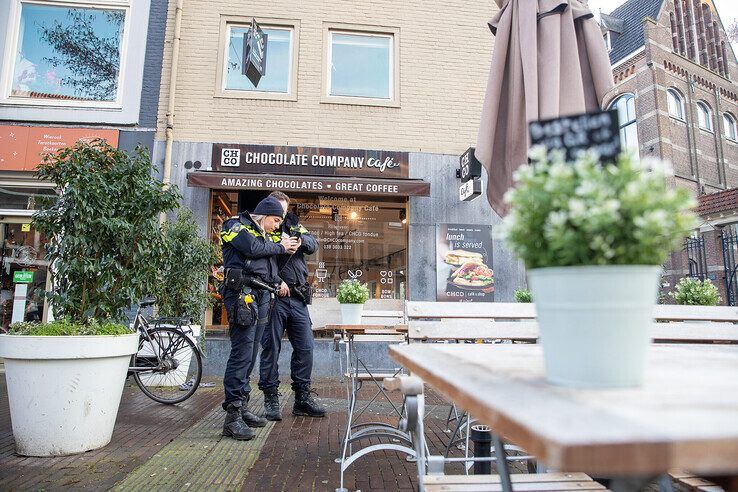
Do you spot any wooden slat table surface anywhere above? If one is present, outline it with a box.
[314,324,408,334]
[389,343,738,477]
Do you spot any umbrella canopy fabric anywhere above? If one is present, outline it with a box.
[475,0,614,216]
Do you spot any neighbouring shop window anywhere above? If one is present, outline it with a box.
[225,25,293,93]
[696,101,713,132]
[667,88,685,120]
[328,31,392,99]
[0,186,57,210]
[207,191,407,327]
[10,2,126,103]
[608,93,639,156]
[723,113,737,141]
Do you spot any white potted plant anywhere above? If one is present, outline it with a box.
[337,279,370,325]
[670,277,721,306]
[499,148,697,387]
[0,140,180,456]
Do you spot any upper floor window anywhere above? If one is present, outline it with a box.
[224,25,293,94]
[4,1,128,106]
[325,27,398,105]
[608,93,639,155]
[696,101,713,132]
[603,31,612,52]
[667,88,685,120]
[724,113,738,141]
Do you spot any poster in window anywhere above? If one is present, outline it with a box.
[436,224,494,302]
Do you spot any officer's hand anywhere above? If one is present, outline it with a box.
[280,237,299,254]
[278,282,290,297]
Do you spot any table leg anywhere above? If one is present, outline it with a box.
[492,433,513,492]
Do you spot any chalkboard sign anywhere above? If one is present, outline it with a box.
[528,109,621,164]
[242,19,268,87]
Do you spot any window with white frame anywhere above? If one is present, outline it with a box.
[224,25,293,93]
[7,1,128,104]
[608,93,639,155]
[328,31,392,99]
[667,88,685,120]
[696,101,713,131]
[723,113,737,141]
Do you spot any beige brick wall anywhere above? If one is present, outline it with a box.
[157,0,497,154]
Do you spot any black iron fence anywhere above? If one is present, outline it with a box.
[721,225,738,306]
[684,235,708,280]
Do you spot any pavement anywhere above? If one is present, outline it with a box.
[0,373,686,491]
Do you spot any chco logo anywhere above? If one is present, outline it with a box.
[221,148,240,167]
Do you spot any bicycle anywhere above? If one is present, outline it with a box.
[128,297,204,404]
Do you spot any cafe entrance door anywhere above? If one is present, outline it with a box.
[0,217,50,330]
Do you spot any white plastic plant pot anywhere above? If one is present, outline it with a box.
[137,324,200,387]
[528,265,661,388]
[0,333,139,456]
[340,303,364,325]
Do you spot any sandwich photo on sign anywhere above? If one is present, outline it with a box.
[436,224,494,302]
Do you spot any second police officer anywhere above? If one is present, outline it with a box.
[220,195,299,440]
[259,191,326,420]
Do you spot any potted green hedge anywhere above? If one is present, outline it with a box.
[0,140,179,456]
[337,279,370,325]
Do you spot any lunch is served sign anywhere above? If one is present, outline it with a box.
[436,224,494,302]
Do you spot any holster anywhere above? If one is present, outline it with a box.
[227,288,258,327]
[290,283,312,305]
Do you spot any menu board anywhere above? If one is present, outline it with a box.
[436,224,494,302]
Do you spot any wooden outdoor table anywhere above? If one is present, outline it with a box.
[389,343,738,478]
[314,324,408,334]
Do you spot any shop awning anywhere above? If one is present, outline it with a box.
[186,172,430,197]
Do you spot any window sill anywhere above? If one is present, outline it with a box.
[725,137,738,145]
[320,95,400,108]
[699,127,715,134]
[669,115,686,123]
[214,90,297,102]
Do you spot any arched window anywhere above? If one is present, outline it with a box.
[608,93,639,154]
[724,113,738,141]
[667,89,685,120]
[696,101,713,132]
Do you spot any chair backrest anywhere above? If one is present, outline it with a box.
[406,301,738,344]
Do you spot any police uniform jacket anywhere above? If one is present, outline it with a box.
[220,212,285,292]
[270,212,317,286]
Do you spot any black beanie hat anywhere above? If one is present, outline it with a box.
[253,196,285,218]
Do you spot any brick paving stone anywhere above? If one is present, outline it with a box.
[0,374,222,490]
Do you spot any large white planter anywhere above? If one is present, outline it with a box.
[340,303,364,325]
[137,324,200,387]
[528,265,661,388]
[0,333,139,456]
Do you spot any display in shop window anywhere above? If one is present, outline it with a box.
[436,224,494,302]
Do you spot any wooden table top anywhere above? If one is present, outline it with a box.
[313,324,408,334]
[389,343,738,476]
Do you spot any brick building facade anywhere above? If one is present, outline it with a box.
[602,0,738,304]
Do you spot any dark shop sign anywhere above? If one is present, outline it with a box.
[457,147,482,182]
[187,172,430,197]
[528,109,621,164]
[243,18,267,87]
[212,143,409,179]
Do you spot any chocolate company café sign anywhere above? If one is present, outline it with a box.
[186,144,430,197]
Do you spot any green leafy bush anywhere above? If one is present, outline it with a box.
[514,288,533,303]
[336,279,370,304]
[33,140,180,324]
[8,319,129,336]
[498,149,698,269]
[153,209,218,320]
[669,277,721,306]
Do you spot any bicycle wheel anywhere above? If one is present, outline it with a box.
[132,326,203,404]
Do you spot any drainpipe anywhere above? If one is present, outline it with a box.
[684,70,702,194]
[160,0,184,224]
[714,86,727,187]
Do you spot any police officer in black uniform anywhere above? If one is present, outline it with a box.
[220,195,299,440]
[259,191,326,420]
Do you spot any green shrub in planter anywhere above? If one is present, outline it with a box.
[33,139,181,324]
[154,209,218,320]
[669,277,721,306]
[336,279,370,304]
[499,149,698,268]
[8,319,128,336]
[514,288,532,303]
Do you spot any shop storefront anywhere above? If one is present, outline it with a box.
[185,143,430,329]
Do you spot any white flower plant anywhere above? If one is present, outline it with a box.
[336,279,370,304]
[498,147,698,269]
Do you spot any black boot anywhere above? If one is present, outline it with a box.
[222,403,255,441]
[293,387,326,418]
[263,388,282,421]
[241,395,267,428]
